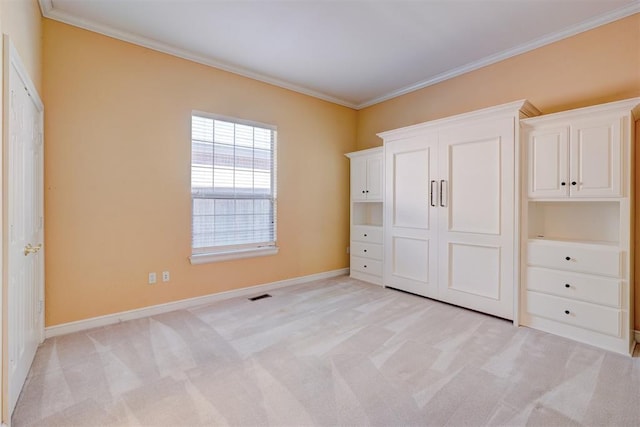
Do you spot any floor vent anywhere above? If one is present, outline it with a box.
[248,293,272,301]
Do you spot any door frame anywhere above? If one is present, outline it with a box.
[1,34,45,423]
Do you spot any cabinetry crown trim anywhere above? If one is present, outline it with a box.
[377,99,539,141]
[522,97,640,126]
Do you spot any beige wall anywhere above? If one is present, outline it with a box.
[40,12,640,331]
[357,13,640,330]
[43,19,357,326]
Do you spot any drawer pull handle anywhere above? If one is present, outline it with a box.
[565,256,571,261]
[564,310,570,315]
[565,284,570,288]
[561,182,566,186]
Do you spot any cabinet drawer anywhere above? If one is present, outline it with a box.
[352,226,383,244]
[524,291,621,337]
[350,242,382,260]
[526,267,621,308]
[350,256,382,277]
[527,240,620,277]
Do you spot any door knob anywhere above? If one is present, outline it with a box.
[24,243,42,256]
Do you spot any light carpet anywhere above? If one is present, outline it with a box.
[12,276,640,426]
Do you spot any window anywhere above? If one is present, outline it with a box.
[190,112,277,264]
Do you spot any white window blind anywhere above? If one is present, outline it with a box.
[191,113,276,255]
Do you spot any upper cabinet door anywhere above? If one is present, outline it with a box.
[527,127,569,198]
[365,155,383,200]
[569,116,622,198]
[349,152,383,201]
[350,156,368,201]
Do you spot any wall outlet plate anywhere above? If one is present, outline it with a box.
[148,272,157,284]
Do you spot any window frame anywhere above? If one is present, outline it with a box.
[189,111,278,264]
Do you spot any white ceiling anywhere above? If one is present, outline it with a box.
[40,0,640,109]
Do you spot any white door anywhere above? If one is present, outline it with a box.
[350,156,367,200]
[437,117,515,320]
[527,126,569,198]
[365,155,383,200]
[569,116,622,198]
[384,133,438,298]
[4,38,45,415]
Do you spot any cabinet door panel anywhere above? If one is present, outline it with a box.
[447,242,501,300]
[390,147,431,229]
[438,117,515,320]
[447,136,501,234]
[350,157,367,201]
[384,135,438,298]
[527,127,569,198]
[570,117,622,198]
[366,156,383,200]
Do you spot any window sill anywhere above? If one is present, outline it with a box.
[189,246,279,265]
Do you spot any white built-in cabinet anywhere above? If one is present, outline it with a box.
[520,98,639,355]
[528,115,622,198]
[379,101,539,320]
[346,148,383,285]
[350,153,383,201]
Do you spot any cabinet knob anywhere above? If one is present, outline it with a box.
[565,256,571,261]
[362,190,365,194]
[571,181,577,186]
[364,234,367,237]
[565,283,570,288]
[364,265,367,268]
[366,190,369,193]
[364,249,367,253]
[564,310,570,315]
[561,182,566,186]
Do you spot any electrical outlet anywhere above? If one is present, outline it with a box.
[162,271,170,282]
[148,272,157,284]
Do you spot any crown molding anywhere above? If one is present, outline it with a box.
[40,0,640,111]
[38,1,358,109]
[356,1,640,109]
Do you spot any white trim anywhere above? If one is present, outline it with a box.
[44,268,349,338]
[5,38,43,112]
[377,99,540,141]
[189,246,279,264]
[357,2,640,109]
[37,1,357,109]
[521,97,640,126]
[635,330,640,345]
[38,0,640,110]
[345,146,383,159]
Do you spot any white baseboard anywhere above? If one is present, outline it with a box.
[45,268,349,339]
[635,330,640,345]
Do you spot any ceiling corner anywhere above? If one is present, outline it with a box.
[38,0,53,17]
